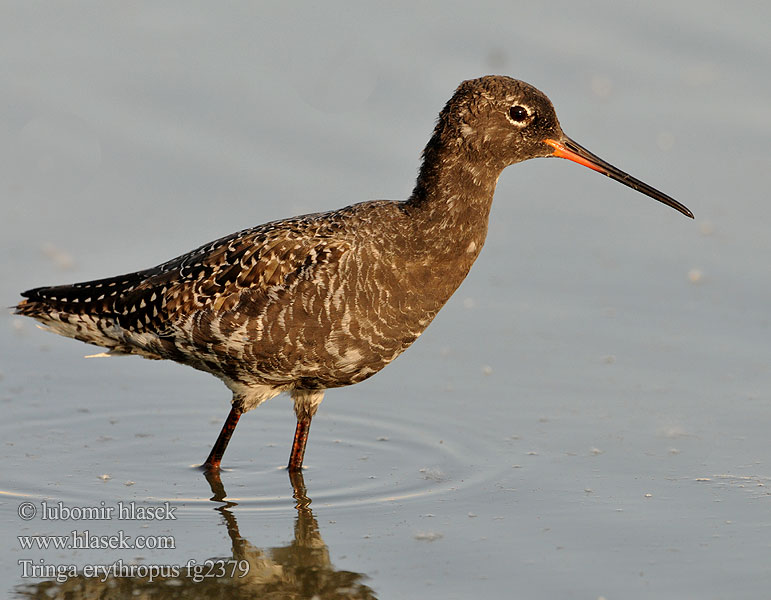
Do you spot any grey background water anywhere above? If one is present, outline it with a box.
[2,1,769,598]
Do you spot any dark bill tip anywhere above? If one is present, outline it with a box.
[543,137,694,219]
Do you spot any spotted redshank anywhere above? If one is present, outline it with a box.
[16,76,693,473]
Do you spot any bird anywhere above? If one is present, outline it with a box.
[15,76,693,473]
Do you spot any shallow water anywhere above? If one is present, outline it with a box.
[2,1,771,598]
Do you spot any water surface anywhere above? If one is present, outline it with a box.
[2,2,770,598]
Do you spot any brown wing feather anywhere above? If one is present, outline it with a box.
[108,219,352,338]
[16,210,353,360]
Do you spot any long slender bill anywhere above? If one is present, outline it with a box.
[544,136,693,219]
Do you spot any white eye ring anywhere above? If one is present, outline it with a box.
[506,104,531,126]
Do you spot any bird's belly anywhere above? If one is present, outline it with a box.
[236,308,428,389]
[171,280,437,390]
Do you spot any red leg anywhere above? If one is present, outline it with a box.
[287,415,312,472]
[203,406,242,471]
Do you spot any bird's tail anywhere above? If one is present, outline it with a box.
[15,270,151,354]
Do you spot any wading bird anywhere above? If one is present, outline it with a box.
[16,76,693,473]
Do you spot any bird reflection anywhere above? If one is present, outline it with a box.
[14,471,377,599]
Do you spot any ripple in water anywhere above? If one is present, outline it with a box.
[2,395,509,511]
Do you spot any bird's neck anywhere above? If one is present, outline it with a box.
[406,141,503,261]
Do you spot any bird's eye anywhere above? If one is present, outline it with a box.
[508,105,529,123]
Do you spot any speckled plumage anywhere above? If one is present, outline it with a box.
[16,76,692,471]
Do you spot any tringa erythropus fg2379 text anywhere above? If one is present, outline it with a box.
[16,76,693,473]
